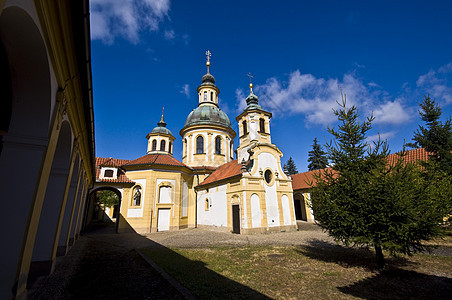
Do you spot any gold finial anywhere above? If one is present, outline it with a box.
[161,107,164,117]
[205,50,211,73]
[247,72,254,92]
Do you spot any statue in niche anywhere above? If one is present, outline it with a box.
[133,187,141,206]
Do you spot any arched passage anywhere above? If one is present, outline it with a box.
[87,186,122,232]
[0,6,52,298]
[293,193,307,221]
[30,121,72,279]
[57,154,81,256]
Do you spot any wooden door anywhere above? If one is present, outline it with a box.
[232,205,240,234]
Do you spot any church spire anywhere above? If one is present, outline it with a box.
[198,50,219,106]
[206,50,211,74]
[157,107,167,127]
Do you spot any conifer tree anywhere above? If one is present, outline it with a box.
[286,157,298,175]
[311,94,445,269]
[307,137,328,170]
[409,95,452,175]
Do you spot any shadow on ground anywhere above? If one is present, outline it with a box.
[297,239,452,299]
[34,215,269,300]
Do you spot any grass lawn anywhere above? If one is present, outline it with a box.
[141,239,452,299]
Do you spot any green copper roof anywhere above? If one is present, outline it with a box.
[183,105,232,129]
[151,114,173,136]
[245,91,262,110]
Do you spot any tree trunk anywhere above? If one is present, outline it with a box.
[375,245,385,269]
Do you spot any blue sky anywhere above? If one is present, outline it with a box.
[91,0,452,172]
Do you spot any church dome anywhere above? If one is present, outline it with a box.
[201,73,215,86]
[151,126,173,135]
[183,105,231,129]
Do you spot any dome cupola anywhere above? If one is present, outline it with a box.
[146,108,175,155]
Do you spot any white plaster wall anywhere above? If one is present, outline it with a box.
[251,193,261,228]
[281,194,291,225]
[197,184,228,227]
[242,190,247,228]
[182,181,188,217]
[258,152,280,227]
[127,179,146,218]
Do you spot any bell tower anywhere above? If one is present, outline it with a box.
[236,78,272,162]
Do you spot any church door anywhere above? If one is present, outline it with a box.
[157,208,170,231]
[294,199,302,220]
[232,205,240,234]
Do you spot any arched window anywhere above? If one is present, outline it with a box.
[242,120,247,135]
[160,140,166,151]
[152,139,157,151]
[204,91,207,101]
[183,138,187,156]
[169,142,172,154]
[196,136,204,154]
[132,186,142,206]
[215,136,221,154]
[205,198,210,211]
[210,91,213,101]
[259,118,265,133]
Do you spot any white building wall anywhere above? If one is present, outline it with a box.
[197,184,228,227]
[250,193,261,228]
[257,152,280,227]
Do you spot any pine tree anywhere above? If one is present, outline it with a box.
[311,94,445,269]
[307,137,328,171]
[286,157,298,175]
[409,95,452,175]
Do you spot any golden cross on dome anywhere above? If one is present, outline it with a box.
[205,50,211,73]
[161,107,164,116]
[247,72,254,91]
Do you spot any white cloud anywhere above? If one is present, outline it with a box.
[164,30,175,40]
[366,131,396,144]
[90,0,170,44]
[234,70,412,128]
[180,84,190,98]
[235,88,247,112]
[372,99,412,125]
[416,62,452,104]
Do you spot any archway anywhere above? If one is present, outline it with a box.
[57,154,81,256]
[87,187,122,233]
[0,6,52,298]
[30,121,73,279]
[293,193,307,221]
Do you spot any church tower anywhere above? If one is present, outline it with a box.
[146,109,175,155]
[180,51,236,169]
[236,81,272,162]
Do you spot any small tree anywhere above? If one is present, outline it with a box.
[307,137,329,170]
[311,94,445,268]
[408,95,452,221]
[97,190,119,208]
[408,95,452,175]
[286,157,298,175]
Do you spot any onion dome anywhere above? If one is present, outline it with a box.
[201,73,216,85]
[183,105,232,129]
[151,112,173,136]
[245,83,262,110]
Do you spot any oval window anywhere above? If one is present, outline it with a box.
[264,169,273,184]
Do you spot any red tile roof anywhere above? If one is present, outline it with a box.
[95,157,134,184]
[197,160,242,187]
[123,154,188,168]
[292,148,430,191]
[96,157,131,167]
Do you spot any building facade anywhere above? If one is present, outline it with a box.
[93,54,298,235]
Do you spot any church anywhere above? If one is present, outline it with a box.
[93,52,309,234]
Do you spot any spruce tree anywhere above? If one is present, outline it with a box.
[286,157,298,175]
[307,137,328,170]
[311,94,445,269]
[409,95,452,175]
